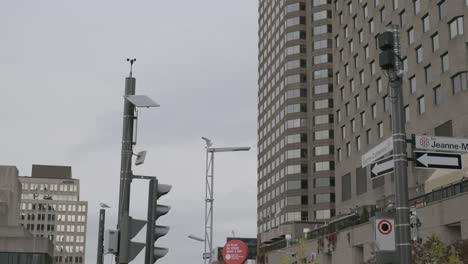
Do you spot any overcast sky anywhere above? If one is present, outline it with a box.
[0,1,258,263]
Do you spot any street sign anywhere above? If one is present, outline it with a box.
[203,252,211,259]
[370,156,394,179]
[375,218,395,251]
[362,136,393,167]
[415,135,468,153]
[222,240,249,264]
[414,151,463,170]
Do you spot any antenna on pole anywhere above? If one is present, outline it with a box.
[127,58,136,77]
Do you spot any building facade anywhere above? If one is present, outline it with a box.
[333,0,468,214]
[0,165,54,264]
[257,0,336,248]
[19,165,88,264]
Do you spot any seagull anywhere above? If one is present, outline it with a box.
[99,203,111,209]
[201,137,213,147]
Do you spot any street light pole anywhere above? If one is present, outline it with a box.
[201,138,250,264]
[97,204,110,264]
[117,59,136,264]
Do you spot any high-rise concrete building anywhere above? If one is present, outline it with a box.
[0,165,54,264]
[257,0,336,248]
[332,0,468,214]
[19,165,88,264]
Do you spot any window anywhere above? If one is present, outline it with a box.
[315,130,331,140]
[366,129,372,144]
[371,61,375,75]
[380,7,385,22]
[393,0,398,10]
[342,174,351,201]
[376,78,382,94]
[405,105,410,122]
[418,96,425,114]
[337,148,342,161]
[356,136,361,151]
[355,94,360,108]
[441,53,449,73]
[434,86,442,105]
[409,76,416,94]
[315,161,333,172]
[416,46,423,64]
[364,45,369,59]
[314,84,331,94]
[452,72,468,94]
[314,99,332,109]
[363,4,368,18]
[422,15,430,33]
[313,10,331,21]
[438,1,446,18]
[359,30,363,43]
[342,125,346,139]
[360,111,366,127]
[346,142,351,156]
[371,104,377,119]
[337,109,341,122]
[425,64,432,83]
[369,19,374,34]
[378,122,384,138]
[408,27,414,44]
[414,0,420,14]
[313,24,332,36]
[365,87,370,101]
[360,71,365,84]
[432,33,439,51]
[347,1,352,14]
[345,102,350,115]
[315,115,333,125]
[351,119,356,133]
[449,17,464,39]
[400,10,406,26]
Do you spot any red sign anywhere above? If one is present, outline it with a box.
[222,240,249,264]
[377,219,393,235]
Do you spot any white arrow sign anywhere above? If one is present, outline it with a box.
[417,153,459,167]
[414,151,463,170]
[370,156,394,178]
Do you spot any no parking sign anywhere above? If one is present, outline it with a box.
[375,218,395,251]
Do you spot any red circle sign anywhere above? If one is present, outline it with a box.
[222,240,249,264]
[378,219,393,235]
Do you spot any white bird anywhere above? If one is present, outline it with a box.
[99,203,111,208]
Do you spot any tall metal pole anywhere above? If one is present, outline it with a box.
[388,25,411,264]
[97,209,106,264]
[117,60,136,264]
[204,150,214,264]
[145,178,157,264]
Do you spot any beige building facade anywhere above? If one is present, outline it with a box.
[257,0,336,251]
[19,165,87,264]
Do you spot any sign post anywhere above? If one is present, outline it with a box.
[375,218,396,252]
[370,156,395,179]
[414,151,463,170]
[362,136,393,167]
[222,240,249,264]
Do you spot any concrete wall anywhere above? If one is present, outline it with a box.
[0,166,21,226]
[265,192,468,264]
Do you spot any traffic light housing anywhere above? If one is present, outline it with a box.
[378,31,396,70]
[145,179,172,263]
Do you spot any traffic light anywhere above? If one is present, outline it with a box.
[378,31,396,70]
[145,178,172,263]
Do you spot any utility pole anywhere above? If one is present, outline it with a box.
[97,209,106,264]
[117,58,137,264]
[379,25,411,263]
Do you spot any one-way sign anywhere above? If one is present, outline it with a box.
[370,156,394,179]
[414,151,463,170]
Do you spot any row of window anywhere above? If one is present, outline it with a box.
[21,182,78,192]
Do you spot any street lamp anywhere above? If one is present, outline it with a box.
[202,137,250,264]
[97,203,111,264]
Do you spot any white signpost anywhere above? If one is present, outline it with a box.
[362,136,393,167]
[415,135,468,153]
[370,156,395,178]
[375,218,395,252]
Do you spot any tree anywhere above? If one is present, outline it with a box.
[412,235,463,264]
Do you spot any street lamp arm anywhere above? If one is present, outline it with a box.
[207,147,251,152]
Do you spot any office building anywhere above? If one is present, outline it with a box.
[257,0,335,248]
[0,165,53,264]
[333,0,468,214]
[19,165,88,264]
